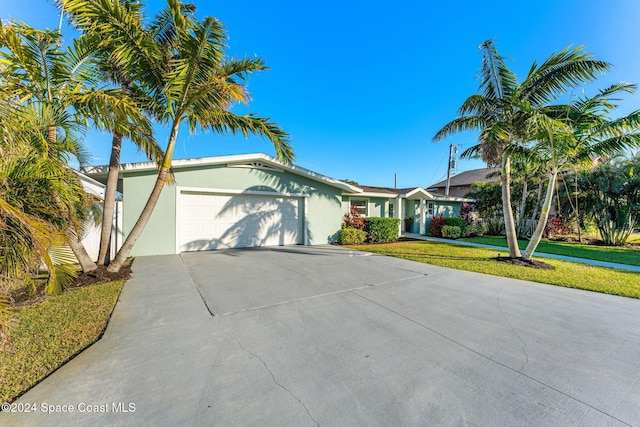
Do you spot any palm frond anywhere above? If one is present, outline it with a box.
[197,110,293,163]
[433,116,488,142]
[521,45,611,106]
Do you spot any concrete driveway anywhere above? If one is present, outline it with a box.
[2,245,639,426]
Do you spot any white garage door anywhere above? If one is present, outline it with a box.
[179,191,303,252]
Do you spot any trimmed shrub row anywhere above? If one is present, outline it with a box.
[339,217,400,244]
[431,214,484,239]
[364,217,400,243]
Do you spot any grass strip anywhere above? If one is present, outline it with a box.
[0,280,124,404]
[346,241,640,298]
[459,235,640,266]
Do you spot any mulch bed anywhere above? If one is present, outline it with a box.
[492,256,555,270]
[72,265,132,287]
[9,265,131,307]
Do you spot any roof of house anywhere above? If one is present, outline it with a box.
[428,167,499,189]
[82,153,363,193]
[358,185,422,195]
[355,185,473,202]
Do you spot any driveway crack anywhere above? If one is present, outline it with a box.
[179,254,215,317]
[217,324,320,427]
[496,287,529,372]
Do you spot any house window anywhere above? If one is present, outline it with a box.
[389,202,394,218]
[350,200,368,216]
[427,202,434,217]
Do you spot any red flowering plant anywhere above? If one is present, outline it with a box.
[460,203,474,225]
[343,205,365,230]
[546,217,567,237]
[429,214,446,237]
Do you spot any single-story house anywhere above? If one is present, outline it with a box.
[428,167,499,198]
[83,153,470,256]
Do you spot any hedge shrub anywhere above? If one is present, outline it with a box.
[463,225,484,237]
[441,225,462,239]
[444,217,468,229]
[364,217,400,243]
[339,227,367,244]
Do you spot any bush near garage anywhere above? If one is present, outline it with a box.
[339,227,367,244]
[364,217,400,243]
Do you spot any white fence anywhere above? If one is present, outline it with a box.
[80,201,123,262]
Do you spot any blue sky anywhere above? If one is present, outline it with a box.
[2,0,640,187]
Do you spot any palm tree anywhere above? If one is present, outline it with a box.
[0,100,82,294]
[521,83,640,259]
[434,40,610,258]
[0,21,150,272]
[56,0,165,267]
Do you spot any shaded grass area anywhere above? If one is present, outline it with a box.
[459,235,640,266]
[0,280,124,403]
[346,241,640,298]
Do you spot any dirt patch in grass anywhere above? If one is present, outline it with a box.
[9,266,131,307]
[492,256,555,270]
[72,265,131,287]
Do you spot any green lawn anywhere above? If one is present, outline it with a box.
[459,235,640,266]
[346,241,640,298]
[0,280,124,403]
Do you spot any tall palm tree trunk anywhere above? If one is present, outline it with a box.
[67,229,97,272]
[107,122,180,273]
[529,181,544,228]
[501,155,522,257]
[523,171,558,260]
[516,179,528,237]
[97,131,123,265]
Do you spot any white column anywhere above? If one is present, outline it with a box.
[420,198,427,234]
[396,196,403,235]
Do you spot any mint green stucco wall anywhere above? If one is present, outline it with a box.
[424,201,463,231]
[122,165,343,256]
[341,196,392,218]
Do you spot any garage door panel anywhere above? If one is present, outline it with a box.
[179,192,303,252]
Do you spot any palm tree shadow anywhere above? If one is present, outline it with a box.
[181,185,307,252]
[180,167,346,252]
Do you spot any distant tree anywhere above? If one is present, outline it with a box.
[340,178,359,186]
[578,158,640,245]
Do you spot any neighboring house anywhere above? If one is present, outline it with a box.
[428,167,499,197]
[83,153,470,256]
[344,186,471,234]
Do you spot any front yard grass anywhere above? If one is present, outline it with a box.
[459,235,640,266]
[346,241,640,298]
[0,280,124,404]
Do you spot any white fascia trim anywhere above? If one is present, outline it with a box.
[85,153,363,193]
[356,191,400,198]
[435,196,475,203]
[178,186,309,198]
[405,188,435,199]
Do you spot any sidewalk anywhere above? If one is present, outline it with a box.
[404,233,640,273]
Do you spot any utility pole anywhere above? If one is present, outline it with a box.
[445,144,458,196]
